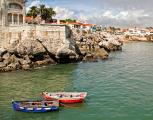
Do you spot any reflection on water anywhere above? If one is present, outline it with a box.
[0,64,78,120]
[0,64,77,100]
[1,42,153,120]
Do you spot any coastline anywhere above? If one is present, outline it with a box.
[0,27,123,72]
[1,27,153,73]
[120,35,153,43]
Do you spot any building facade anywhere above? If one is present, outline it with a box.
[0,0,73,51]
[0,0,25,27]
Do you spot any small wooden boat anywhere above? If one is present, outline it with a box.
[42,92,87,104]
[12,100,59,112]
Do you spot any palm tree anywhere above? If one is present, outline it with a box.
[39,5,56,22]
[26,6,39,18]
[39,4,45,15]
[26,4,56,23]
[46,7,56,22]
[65,19,76,22]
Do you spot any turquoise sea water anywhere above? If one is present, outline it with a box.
[1,42,153,120]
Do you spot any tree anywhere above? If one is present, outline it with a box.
[60,19,76,23]
[65,19,76,22]
[26,6,39,18]
[39,4,45,15]
[39,5,56,22]
[26,4,56,23]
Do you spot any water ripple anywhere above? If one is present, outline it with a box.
[1,42,153,120]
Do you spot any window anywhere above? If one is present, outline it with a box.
[14,14,18,24]
[19,14,23,23]
[9,3,22,10]
[8,13,12,23]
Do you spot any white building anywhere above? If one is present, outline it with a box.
[0,0,25,27]
[125,28,153,36]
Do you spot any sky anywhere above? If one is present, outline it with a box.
[27,0,153,27]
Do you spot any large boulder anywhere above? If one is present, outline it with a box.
[15,39,46,56]
[0,62,6,68]
[19,57,31,70]
[99,40,122,52]
[7,63,20,70]
[56,46,79,63]
[35,58,54,66]
[22,64,30,70]
[82,48,108,62]
[2,52,10,60]
[56,38,82,63]
[0,57,4,62]
[3,54,19,65]
[0,48,7,57]
[83,52,98,62]
[95,48,109,59]
[79,47,88,56]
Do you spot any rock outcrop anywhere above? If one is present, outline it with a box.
[56,38,82,63]
[0,36,82,72]
[72,29,123,62]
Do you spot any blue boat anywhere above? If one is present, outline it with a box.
[12,100,59,113]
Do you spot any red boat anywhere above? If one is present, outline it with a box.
[42,92,87,104]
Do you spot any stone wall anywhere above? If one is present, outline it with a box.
[0,24,71,52]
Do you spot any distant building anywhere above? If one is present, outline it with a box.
[49,20,96,31]
[125,28,153,36]
[65,22,82,29]
[80,23,96,31]
[25,15,42,24]
[0,0,25,27]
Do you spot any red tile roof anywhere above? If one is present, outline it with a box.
[25,16,33,21]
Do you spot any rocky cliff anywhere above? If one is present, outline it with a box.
[72,29,123,62]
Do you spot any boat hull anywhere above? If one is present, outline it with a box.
[60,99,84,104]
[44,97,84,103]
[42,92,87,104]
[12,101,59,113]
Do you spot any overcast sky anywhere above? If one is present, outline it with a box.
[27,0,153,27]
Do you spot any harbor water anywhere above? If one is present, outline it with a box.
[1,42,153,120]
